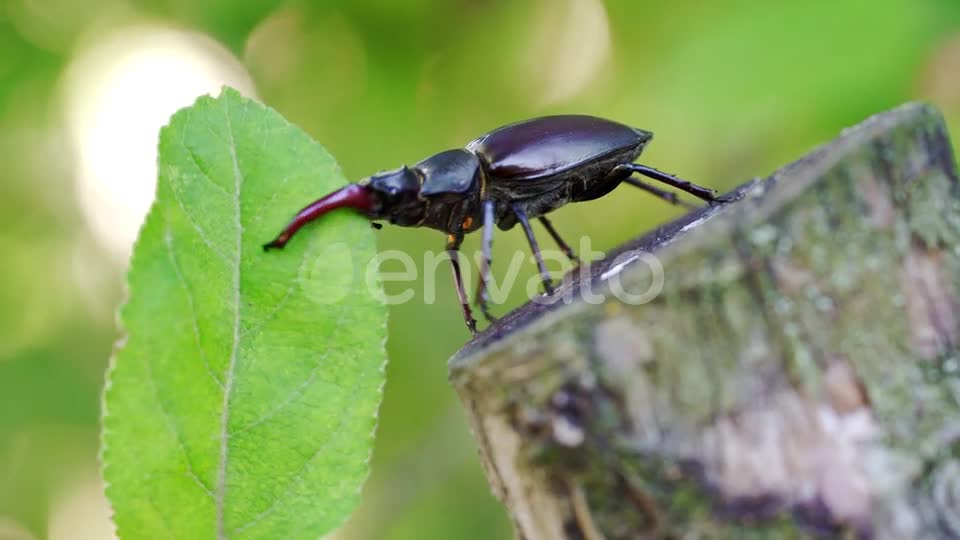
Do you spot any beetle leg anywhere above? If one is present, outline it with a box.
[512,204,555,295]
[623,178,699,210]
[619,163,721,203]
[538,216,580,264]
[446,232,478,335]
[475,200,498,323]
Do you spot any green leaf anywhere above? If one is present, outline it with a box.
[102,87,387,539]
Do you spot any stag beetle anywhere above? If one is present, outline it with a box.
[264,115,727,334]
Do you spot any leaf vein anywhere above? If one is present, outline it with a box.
[238,260,303,344]
[215,96,244,540]
[231,311,352,534]
[145,232,217,500]
[167,177,231,263]
[179,115,230,197]
[230,398,357,535]
[186,146,231,196]
[164,229,225,391]
[247,173,294,227]
[233,322,341,436]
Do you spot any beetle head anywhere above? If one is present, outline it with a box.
[362,166,426,226]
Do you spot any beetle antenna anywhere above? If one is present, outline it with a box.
[263,184,375,250]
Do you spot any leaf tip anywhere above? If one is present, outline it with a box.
[217,85,245,100]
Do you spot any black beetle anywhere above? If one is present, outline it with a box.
[264,115,726,334]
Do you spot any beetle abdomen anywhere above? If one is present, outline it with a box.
[467,115,652,181]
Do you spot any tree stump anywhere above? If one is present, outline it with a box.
[449,103,960,539]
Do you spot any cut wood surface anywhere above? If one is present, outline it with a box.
[449,103,960,539]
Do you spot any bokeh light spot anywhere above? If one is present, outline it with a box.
[245,9,367,117]
[919,33,960,106]
[0,516,35,540]
[62,25,256,259]
[47,470,116,540]
[526,0,611,106]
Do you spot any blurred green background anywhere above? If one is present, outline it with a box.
[2,0,960,538]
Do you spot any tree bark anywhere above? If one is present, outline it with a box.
[449,103,960,539]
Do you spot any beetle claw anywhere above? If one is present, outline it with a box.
[465,315,479,335]
[710,192,741,205]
